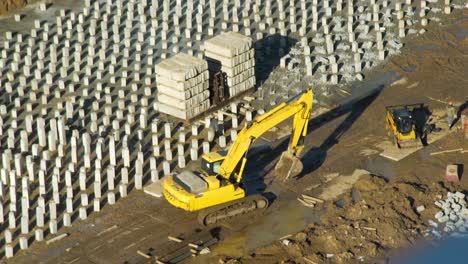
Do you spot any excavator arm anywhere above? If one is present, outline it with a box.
[218,89,314,182]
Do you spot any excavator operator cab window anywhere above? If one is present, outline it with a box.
[201,158,222,176]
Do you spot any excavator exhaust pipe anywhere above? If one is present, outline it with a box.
[274,151,303,181]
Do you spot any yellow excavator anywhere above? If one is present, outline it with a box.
[163,89,314,225]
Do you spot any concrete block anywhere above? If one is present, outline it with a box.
[219,135,227,148]
[35,229,44,241]
[63,213,71,227]
[49,219,58,234]
[5,244,13,258]
[108,192,116,205]
[163,160,171,175]
[416,206,425,213]
[79,207,87,220]
[119,183,128,197]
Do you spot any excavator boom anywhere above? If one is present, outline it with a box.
[218,89,313,181]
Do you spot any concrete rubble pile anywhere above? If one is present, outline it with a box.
[155,53,211,120]
[204,32,256,97]
[431,191,468,238]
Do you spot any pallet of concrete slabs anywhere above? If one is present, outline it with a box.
[158,101,211,120]
[155,53,208,82]
[155,53,211,120]
[204,32,256,97]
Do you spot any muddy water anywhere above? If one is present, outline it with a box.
[365,156,397,180]
[214,195,322,257]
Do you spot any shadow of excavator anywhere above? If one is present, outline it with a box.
[239,83,385,196]
[297,86,384,179]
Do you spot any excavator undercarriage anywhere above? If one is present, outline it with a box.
[197,194,269,226]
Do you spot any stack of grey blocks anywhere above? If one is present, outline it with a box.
[204,32,256,97]
[155,53,211,120]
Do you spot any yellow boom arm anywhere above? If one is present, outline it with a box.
[218,89,314,182]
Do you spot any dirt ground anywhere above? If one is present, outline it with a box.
[213,9,468,264]
[0,0,27,15]
[4,5,468,264]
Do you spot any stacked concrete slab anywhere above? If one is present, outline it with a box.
[204,32,256,97]
[155,53,210,120]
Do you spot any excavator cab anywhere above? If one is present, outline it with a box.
[200,151,227,176]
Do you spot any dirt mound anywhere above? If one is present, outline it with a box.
[240,175,448,263]
[0,0,27,16]
[354,174,386,192]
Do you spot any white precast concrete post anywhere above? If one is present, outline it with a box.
[121,167,129,185]
[14,154,23,177]
[246,111,253,122]
[109,135,116,166]
[190,146,199,160]
[79,167,87,191]
[71,135,78,164]
[96,138,103,160]
[398,19,405,38]
[37,117,47,147]
[135,157,143,190]
[119,183,128,197]
[108,191,116,205]
[420,1,428,26]
[207,128,215,142]
[0,202,3,223]
[49,201,58,234]
[191,123,199,136]
[231,130,238,141]
[219,136,227,148]
[8,211,16,229]
[52,174,60,203]
[163,160,171,175]
[66,196,73,214]
[191,137,199,149]
[5,233,13,258]
[164,123,171,138]
[63,212,72,227]
[81,193,88,208]
[83,132,91,155]
[35,206,45,239]
[444,0,451,14]
[94,180,101,199]
[150,157,158,182]
[164,139,173,161]
[20,130,29,153]
[79,206,87,220]
[107,166,115,190]
[38,169,46,196]
[178,155,186,168]
[202,141,210,154]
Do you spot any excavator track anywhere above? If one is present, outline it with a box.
[197,195,269,226]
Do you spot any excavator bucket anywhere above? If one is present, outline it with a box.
[274,151,303,181]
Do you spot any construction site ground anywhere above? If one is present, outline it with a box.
[7,8,468,264]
